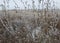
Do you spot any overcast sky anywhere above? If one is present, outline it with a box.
[0,0,60,9]
[54,0,60,8]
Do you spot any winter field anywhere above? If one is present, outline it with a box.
[0,9,60,43]
[0,0,60,43]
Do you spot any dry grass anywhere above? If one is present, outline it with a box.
[0,10,60,43]
[0,0,60,43]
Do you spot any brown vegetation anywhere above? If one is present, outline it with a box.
[0,0,60,43]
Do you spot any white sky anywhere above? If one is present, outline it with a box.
[55,0,60,8]
[0,0,60,10]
